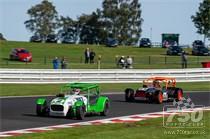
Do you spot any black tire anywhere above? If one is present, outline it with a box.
[9,55,13,60]
[174,88,183,101]
[100,101,110,116]
[76,106,85,120]
[10,55,16,60]
[125,88,135,102]
[66,107,74,118]
[36,101,48,116]
[155,90,163,104]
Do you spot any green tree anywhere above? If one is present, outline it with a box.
[191,0,210,43]
[102,0,119,39]
[57,16,78,43]
[102,0,143,45]
[24,0,58,41]
[127,0,143,45]
[78,10,107,44]
[0,33,6,40]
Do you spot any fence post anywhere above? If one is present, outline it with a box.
[98,55,101,69]
[115,55,119,63]
[115,55,119,68]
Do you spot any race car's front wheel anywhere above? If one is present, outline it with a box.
[125,88,135,102]
[100,101,110,116]
[36,101,48,116]
[76,106,85,120]
[155,91,163,104]
[67,107,74,118]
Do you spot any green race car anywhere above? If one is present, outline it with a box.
[36,83,110,120]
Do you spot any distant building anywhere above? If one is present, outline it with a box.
[162,33,179,48]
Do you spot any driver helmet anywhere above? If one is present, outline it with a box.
[153,80,160,86]
[73,89,80,95]
[153,80,158,84]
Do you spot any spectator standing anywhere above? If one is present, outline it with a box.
[61,57,67,69]
[90,49,96,63]
[126,56,133,69]
[84,48,90,63]
[181,51,187,68]
[117,56,126,69]
[52,57,60,69]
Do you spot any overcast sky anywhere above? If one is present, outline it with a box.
[0,0,208,44]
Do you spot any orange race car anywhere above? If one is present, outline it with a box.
[125,77,183,104]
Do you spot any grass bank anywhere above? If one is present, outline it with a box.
[0,82,209,96]
[0,41,209,69]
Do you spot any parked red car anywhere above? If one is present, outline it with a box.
[9,48,32,62]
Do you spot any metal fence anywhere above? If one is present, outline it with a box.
[1,55,210,67]
[0,68,209,84]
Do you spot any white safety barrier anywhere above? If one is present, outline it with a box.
[0,68,209,84]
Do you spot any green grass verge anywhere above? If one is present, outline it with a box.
[0,41,210,69]
[0,82,209,96]
[6,112,210,139]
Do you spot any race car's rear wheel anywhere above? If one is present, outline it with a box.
[125,88,135,102]
[100,101,110,116]
[156,91,163,104]
[36,101,48,116]
[76,106,85,120]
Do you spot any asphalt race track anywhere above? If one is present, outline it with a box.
[0,92,209,132]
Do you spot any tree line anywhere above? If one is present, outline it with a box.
[191,0,209,43]
[24,0,209,45]
[24,0,143,45]
[0,33,6,40]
